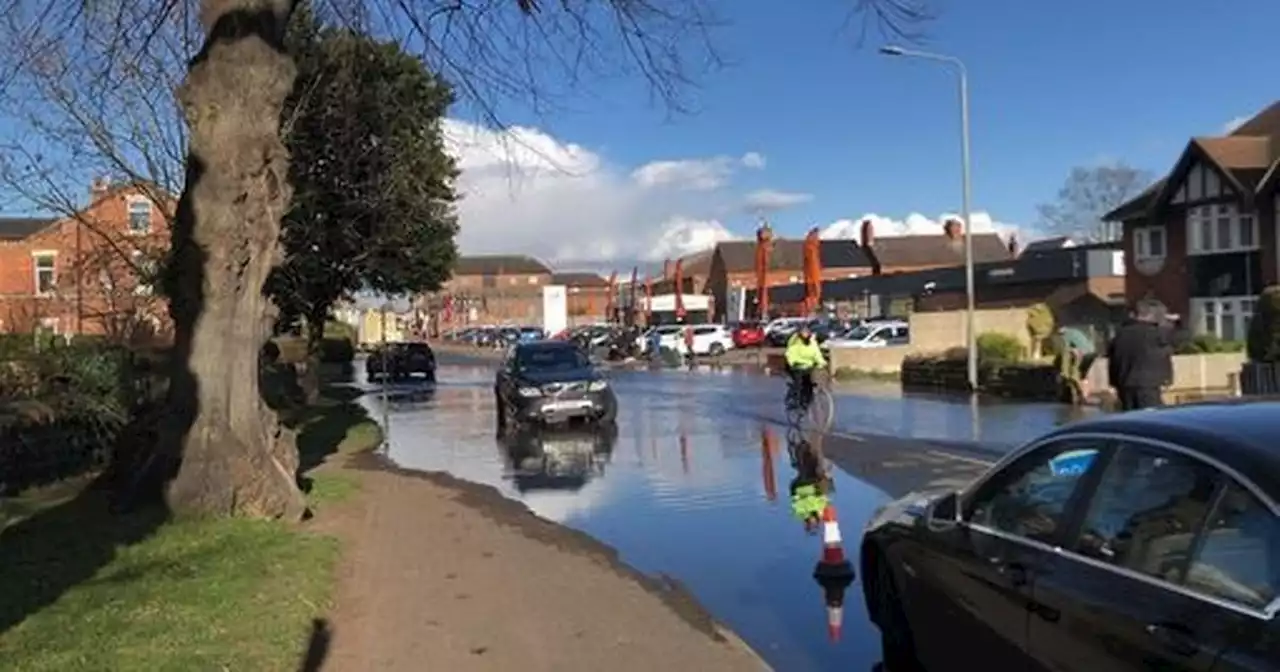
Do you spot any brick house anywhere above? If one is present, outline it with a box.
[705,237,875,321]
[550,272,611,322]
[1105,101,1280,341]
[436,254,553,324]
[0,180,170,339]
[857,217,1013,275]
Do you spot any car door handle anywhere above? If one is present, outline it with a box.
[1145,623,1198,657]
[989,558,1029,587]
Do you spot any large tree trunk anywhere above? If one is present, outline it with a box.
[300,309,326,405]
[161,0,306,520]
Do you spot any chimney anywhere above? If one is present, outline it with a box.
[1007,234,1019,257]
[943,218,962,240]
[90,176,111,199]
[859,219,874,248]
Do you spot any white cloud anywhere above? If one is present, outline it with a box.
[443,119,744,265]
[820,212,1019,241]
[740,152,766,169]
[743,189,813,212]
[629,157,735,191]
[1222,116,1249,134]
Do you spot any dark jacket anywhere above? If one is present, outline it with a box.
[1107,320,1173,390]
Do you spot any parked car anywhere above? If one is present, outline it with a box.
[366,342,436,381]
[825,320,908,349]
[495,340,618,429]
[732,321,767,348]
[859,401,1280,672]
[764,317,808,346]
[517,326,545,342]
[686,324,734,356]
[638,325,685,354]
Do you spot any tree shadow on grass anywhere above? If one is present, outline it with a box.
[0,489,167,636]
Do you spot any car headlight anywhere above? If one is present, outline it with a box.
[588,380,609,391]
[518,387,542,397]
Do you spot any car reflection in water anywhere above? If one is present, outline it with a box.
[498,423,618,493]
[378,380,437,410]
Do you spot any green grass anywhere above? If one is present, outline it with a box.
[0,385,381,671]
[0,502,338,672]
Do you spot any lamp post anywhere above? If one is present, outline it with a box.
[880,45,978,391]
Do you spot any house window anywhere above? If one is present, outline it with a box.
[33,253,56,295]
[127,199,152,234]
[1132,226,1166,260]
[1186,204,1258,255]
[527,275,539,285]
[1191,296,1254,341]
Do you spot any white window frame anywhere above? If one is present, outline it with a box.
[32,251,57,296]
[1190,295,1255,341]
[126,197,152,235]
[1132,226,1166,260]
[1186,204,1258,255]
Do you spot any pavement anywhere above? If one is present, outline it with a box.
[341,352,1095,671]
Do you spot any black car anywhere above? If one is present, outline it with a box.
[498,423,618,493]
[495,341,617,429]
[365,342,436,381]
[860,401,1280,672]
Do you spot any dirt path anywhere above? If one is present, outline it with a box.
[316,454,768,672]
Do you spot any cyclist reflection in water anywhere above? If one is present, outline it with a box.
[788,430,833,534]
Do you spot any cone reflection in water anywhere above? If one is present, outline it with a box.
[813,503,855,643]
[761,425,777,502]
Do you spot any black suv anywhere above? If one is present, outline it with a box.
[366,342,436,381]
[495,341,617,429]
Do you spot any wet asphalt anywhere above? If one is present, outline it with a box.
[355,353,1097,671]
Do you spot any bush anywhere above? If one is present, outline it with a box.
[1025,303,1054,359]
[319,336,355,363]
[976,332,1025,364]
[1176,333,1245,355]
[1246,286,1280,363]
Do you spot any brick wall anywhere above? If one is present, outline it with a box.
[1124,210,1189,318]
[0,187,170,338]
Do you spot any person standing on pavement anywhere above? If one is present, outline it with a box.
[1106,301,1173,411]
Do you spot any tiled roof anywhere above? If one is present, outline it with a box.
[714,238,874,273]
[0,217,56,241]
[453,255,551,276]
[865,233,1012,268]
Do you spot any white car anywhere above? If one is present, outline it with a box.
[764,317,808,337]
[825,320,910,349]
[686,324,735,356]
[639,324,734,356]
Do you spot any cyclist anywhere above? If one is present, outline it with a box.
[788,435,832,534]
[784,324,826,411]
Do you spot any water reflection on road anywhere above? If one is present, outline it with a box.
[360,359,1087,671]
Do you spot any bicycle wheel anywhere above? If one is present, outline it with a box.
[805,386,834,433]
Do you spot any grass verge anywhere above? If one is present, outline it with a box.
[0,386,381,671]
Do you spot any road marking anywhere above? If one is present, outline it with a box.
[925,450,994,467]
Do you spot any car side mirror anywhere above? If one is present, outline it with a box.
[927,491,961,531]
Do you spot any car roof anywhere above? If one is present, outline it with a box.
[516,340,577,351]
[1044,400,1280,499]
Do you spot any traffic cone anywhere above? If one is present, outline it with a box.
[812,502,855,643]
[820,504,845,565]
[826,604,844,642]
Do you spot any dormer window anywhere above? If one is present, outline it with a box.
[127,198,152,234]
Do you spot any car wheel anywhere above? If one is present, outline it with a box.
[874,548,921,672]
[495,392,508,432]
[708,342,726,357]
[596,393,618,424]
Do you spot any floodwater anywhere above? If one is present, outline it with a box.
[358,358,1089,670]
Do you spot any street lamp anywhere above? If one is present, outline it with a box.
[880,45,978,392]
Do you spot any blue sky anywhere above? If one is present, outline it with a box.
[448,0,1278,260]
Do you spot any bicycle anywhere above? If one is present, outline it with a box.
[785,368,834,433]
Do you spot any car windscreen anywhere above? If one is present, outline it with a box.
[517,347,590,372]
[843,325,874,340]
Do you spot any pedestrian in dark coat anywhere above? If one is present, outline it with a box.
[1106,301,1174,411]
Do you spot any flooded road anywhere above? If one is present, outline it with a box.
[360,358,1090,670]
